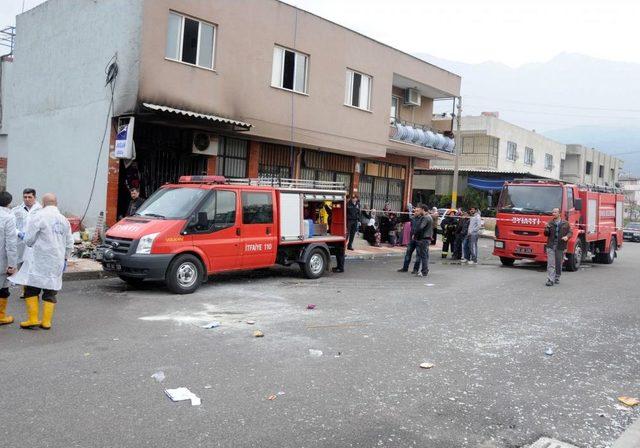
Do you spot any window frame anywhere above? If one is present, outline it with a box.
[544,153,554,171]
[191,190,238,234]
[585,161,593,175]
[598,165,605,178]
[165,11,217,71]
[241,192,274,225]
[524,147,534,166]
[390,96,400,124]
[345,69,373,111]
[271,45,309,95]
[506,141,518,162]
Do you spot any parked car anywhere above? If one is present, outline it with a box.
[623,222,640,242]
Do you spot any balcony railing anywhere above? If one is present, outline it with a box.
[389,121,455,153]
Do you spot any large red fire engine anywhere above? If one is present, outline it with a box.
[493,180,624,270]
[98,177,347,294]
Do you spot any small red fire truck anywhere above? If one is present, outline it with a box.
[98,177,347,294]
[493,180,624,270]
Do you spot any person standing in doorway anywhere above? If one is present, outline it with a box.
[346,195,361,250]
[12,188,42,266]
[543,207,572,286]
[411,204,433,277]
[465,207,482,264]
[0,192,18,325]
[11,193,73,330]
[126,188,145,217]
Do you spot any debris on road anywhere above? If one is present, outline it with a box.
[618,396,639,407]
[246,320,256,325]
[165,387,201,406]
[545,348,554,356]
[424,283,435,287]
[419,362,434,369]
[308,349,323,357]
[277,391,285,396]
[204,385,212,389]
[267,394,277,401]
[253,330,264,338]
[151,371,165,382]
[201,321,221,329]
[307,304,316,310]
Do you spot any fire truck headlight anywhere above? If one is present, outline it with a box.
[136,233,160,254]
[495,240,505,249]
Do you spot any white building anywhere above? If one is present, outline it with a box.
[619,174,640,220]
[560,144,623,187]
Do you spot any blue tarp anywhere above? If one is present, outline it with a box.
[467,177,509,192]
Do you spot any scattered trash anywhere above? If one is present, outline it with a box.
[618,396,640,407]
[448,397,456,401]
[277,391,286,396]
[307,304,316,310]
[308,349,323,357]
[204,385,212,389]
[545,348,554,356]
[419,362,434,369]
[253,330,264,338]
[246,320,256,325]
[165,387,201,406]
[83,353,91,357]
[425,283,435,287]
[112,338,119,341]
[151,371,165,382]
[267,394,277,401]
[201,321,221,329]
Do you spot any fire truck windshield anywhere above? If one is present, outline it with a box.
[497,185,562,215]
[135,187,207,219]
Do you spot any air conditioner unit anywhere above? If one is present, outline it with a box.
[192,133,219,156]
[404,88,421,107]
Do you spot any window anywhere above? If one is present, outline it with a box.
[242,192,273,224]
[610,168,615,181]
[165,12,216,69]
[197,191,237,232]
[345,69,372,110]
[390,96,400,124]
[544,153,553,171]
[566,187,574,210]
[585,161,593,175]
[506,141,517,161]
[271,46,308,93]
[462,137,474,154]
[599,165,605,178]
[524,147,534,165]
[137,188,207,220]
[216,138,248,178]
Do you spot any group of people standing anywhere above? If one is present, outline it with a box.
[0,188,73,331]
[439,207,482,263]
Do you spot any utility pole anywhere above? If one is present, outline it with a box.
[451,96,462,209]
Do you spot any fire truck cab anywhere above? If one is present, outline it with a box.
[493,180,624,271]
[98,176,347,294]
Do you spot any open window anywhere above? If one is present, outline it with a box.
[192,190,237,232]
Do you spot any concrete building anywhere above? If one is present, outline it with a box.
[619,174,640,220]
[413,115,566,206]
[560,144,623,187]
[5,0,460,226]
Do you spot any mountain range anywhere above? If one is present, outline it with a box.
[416,52,640,175]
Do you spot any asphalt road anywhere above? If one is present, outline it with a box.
[1,239,639,448]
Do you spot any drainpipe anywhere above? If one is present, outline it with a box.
[451,96,462,209]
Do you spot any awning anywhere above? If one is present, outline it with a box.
[467,177,509,192]
[141,103,252,130]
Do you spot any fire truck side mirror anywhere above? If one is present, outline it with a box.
[574,198,582,211]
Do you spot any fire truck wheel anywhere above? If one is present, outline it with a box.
[166,254,204,294]
[565,241,583,272]
[499,257,515,266]
[301,249,327,279]
[599,237,616,265]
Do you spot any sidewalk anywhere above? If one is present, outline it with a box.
[64,258,112,281]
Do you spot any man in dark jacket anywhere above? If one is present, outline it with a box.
[126,188,145,217]
[411,204,433,277]
[346,195,361,250]
[543,207,572,286]
[440,210,457,259]
[452,211,469,260]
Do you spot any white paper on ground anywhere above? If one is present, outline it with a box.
[165,387,201,406]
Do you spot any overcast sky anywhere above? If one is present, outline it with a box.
[1,0,639,66]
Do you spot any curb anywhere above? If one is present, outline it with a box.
[612,415,640,448]
[63,270,116,282]
[347,246,442,261]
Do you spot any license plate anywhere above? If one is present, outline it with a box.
[515,247,533,254]
[105,262,121,271]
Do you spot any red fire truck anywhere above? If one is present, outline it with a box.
[98,177,347,294]
[493,180,624,270]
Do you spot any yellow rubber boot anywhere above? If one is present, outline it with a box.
[40,302,55,330]
[20,296,41,329]
[0,298,14,325]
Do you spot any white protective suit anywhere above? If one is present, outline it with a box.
[12,201,42,264]
[10,205,73,291]
[0,207,18,287]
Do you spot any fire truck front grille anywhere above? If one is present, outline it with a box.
[104,237,134,254]
[514,230,540,236]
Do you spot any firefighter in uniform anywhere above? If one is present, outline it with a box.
[440,210,458,259]
[10,193,73,330]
